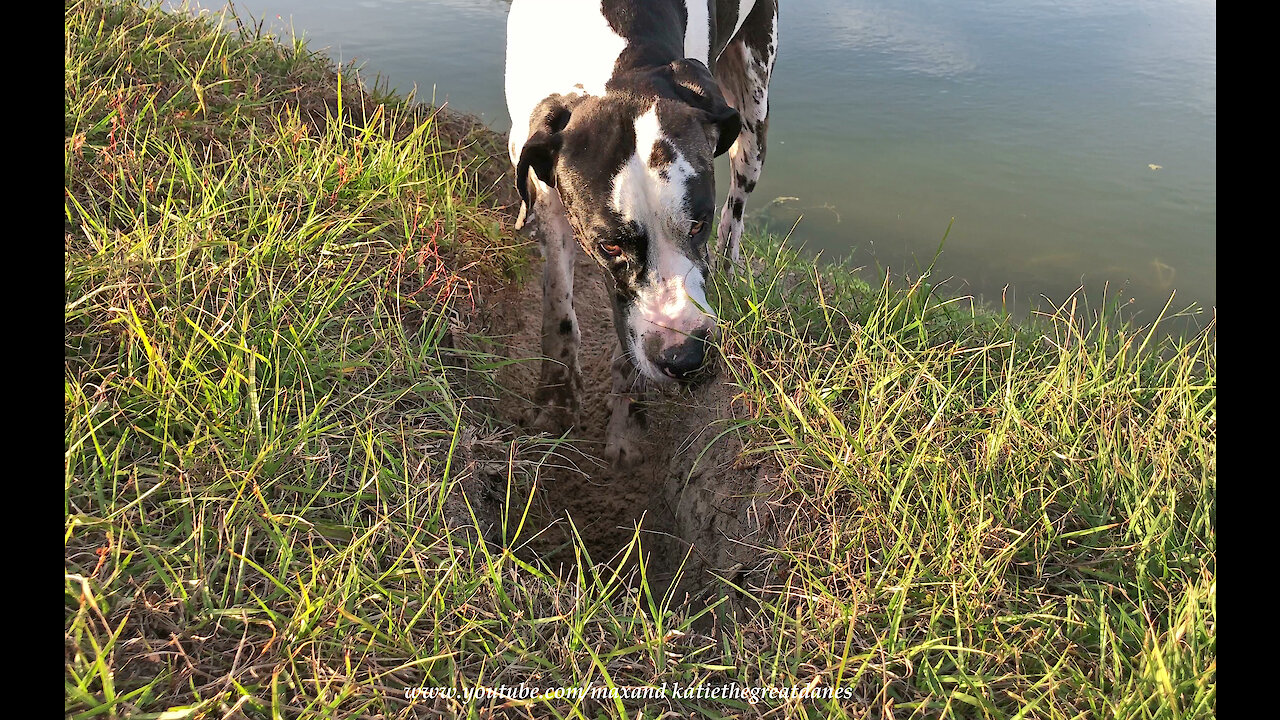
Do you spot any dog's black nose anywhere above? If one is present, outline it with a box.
[656,328,711,380]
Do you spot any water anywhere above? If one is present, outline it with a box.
[221,0,1216,324]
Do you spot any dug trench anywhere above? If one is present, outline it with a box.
[437,115,783,609]
[460,244,784,609]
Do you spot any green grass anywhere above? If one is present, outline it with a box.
[65,1,1215,718]
[708,241,1215,717]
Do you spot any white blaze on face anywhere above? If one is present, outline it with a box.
[610,104,715,378]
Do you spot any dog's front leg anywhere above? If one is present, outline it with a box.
[604,340,648,468]
[526,190,583,434]
[714,1,778,270]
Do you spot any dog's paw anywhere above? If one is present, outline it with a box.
[712,250,745,275]
[604,395,647,470]
[604,433,642,470]
[522,402,576,435]
[523,377,581,435]
[523,361,582,435]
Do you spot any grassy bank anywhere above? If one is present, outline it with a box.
[65,2,1216,718]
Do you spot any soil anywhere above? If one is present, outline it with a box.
[465,248,782,602]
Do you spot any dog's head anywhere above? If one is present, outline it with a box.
[516,59,740,385]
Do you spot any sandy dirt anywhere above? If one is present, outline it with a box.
[461,243,782,603]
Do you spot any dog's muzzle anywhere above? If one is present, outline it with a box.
[643,322,717,382]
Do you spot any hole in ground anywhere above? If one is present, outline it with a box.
[459,250,781,607]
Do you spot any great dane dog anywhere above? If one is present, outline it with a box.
[505,0,777,465]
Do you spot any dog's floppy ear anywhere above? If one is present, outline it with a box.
[515,94,579,211]
[669,58,741,157]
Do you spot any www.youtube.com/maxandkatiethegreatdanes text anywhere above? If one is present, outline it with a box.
[405,682,857,704]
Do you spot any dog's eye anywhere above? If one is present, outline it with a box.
[598,242,623,258]
[688,220,706,237]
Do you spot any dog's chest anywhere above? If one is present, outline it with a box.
[505,1,743,128]
[505,1,620,118]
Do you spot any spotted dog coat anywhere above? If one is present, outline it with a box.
[505,0,778,464]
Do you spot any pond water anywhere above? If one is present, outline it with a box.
[224,0,1216,326]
